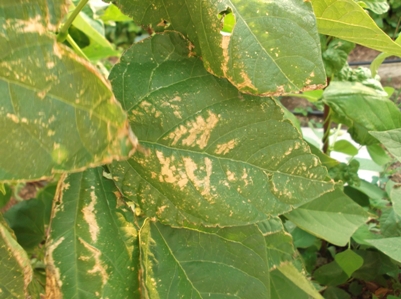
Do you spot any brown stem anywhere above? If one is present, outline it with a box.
[322,104,331,154]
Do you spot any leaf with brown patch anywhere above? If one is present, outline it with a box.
[109,32,335,227]
[46,168,140,298]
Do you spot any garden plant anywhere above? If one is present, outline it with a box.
[1,0,401,298]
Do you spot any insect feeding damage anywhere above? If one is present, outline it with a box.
[82,186,100,243]
[166,111,219,149]
[156,151,214,201]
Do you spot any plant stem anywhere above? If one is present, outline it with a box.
[322,78,332,154]
[66,34,89,60]
[322,105,331,154]
[57,0,89,43]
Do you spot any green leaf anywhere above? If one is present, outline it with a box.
[370,35,401,76]
[0,0,137,182]
[367,144,391,166]
[4,183,56,249]
[116,0,326,95]
[0,219,33,298]
[389,184,401,217]
[140,221,270,298]
[46,167,140,298]
[365,237,401,263]
[352,224,382,246]
[313,261,348,286]
[109,32,335,227]
[306,140,340,169]
[270,263,324,299]
[100,4,133,22]
[286,223,321,249]
[0,183,12,209]
[323,81,401,145]
[322,38,355,78]
[285,89,324,103]
[352,179,386,202]
[352,250,399,280]
[257,218,296,270]
[334,250,364,277]
[311,0,401,56]
[333,140,358,156]
[285,188,369,246]
[71,9,120,60]
[370,128,401,162]
[343,186,370,207]
[323,286,351,299]
[358,0,390,14]
[380,207,401,237]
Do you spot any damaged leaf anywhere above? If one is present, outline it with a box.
[109,32,335,227]
[0,0,137,182]
[46,167,140,298]
[115,0,326,95]
[139,220,270,298]
[0,217,33,298]
[138,220,322,298]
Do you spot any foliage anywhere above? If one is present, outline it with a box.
[1,0,401,298]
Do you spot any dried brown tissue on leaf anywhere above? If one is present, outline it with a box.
[183,156,213,197]
[81,186,100,243]
[166,111,220,149]
[215,139,238,155]
[45,236,65,296]
[78,238,108,286]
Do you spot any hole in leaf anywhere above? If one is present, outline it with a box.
[156,19,170,28]
[218,8,236,36]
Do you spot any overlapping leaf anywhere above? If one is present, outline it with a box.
[115,0,326,95]
[139,219,322,298]
[370,129,401,162]
[0,217,33,298]
[46,167,140,298]
[109,32,334,227]
[311,0,401,56]
[323,81,401,145]
[0,0,137,182]
[285,188,369,246]
[4,183,56,249]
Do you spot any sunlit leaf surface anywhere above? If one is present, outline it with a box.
[109,32,334,227]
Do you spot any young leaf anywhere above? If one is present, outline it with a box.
[0,0,137,182]
[115,0,326,95]
[285,188,369,246]
[334,250,364,277]
[367,144,391,166]
[311,0,401,56]
[333,140,358,156]
[109,32,335,227]
[46,167,140,298]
